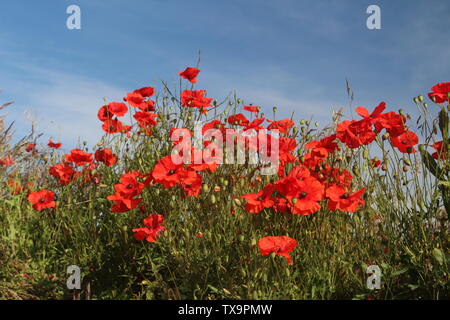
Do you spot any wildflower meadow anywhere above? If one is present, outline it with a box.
[0,67,449,300]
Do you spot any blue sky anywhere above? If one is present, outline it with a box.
[1,0,449,147]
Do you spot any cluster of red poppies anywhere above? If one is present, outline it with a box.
[17,70,450,266]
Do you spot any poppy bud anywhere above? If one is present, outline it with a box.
[413,97,419,104]
[382,164,388,171]
[251,238,257,246]
[418,200,425,211]
[211,194,217,204]
[229,101,233,106]
[291,197,297,204]
[293,127,298,134]
[213,99,218,106]
[223,180,229,186]
[234,198,242,206]
[202,184,209,192]
[402,166,408,172]
[418,95,424,102]
[404,159,411,166]
[273,106,277,113]
[399,109,405,115]
[315,122,319,127]
[423,103,428,108]
[418,144,426,153]
[155,189,160,195]
[239,235,245,242]
[305,121,310,126]
[363,149,369,159]
[237,98,241,104]
[382,132,390,140]
[300,119,305,125]
[352,165,360,177]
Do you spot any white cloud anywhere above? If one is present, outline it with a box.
[2,65,126,147]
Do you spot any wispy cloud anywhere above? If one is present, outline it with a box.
[2,64,126,147]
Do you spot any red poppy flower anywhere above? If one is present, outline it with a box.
[179,67,200,83]
[371,158,381,168]
[48,140,62,149]
[27,189,56,211]
[0,157,13,167]
[101,118,131,134]
[336,119,376,149]
[108,193,142,212]
[227,113,249,127]
[258,236,298,265]
[65,149,93,166]
[267,118,294,135]
[244,105,260,116]
[97,105,112,121]
[286,177,324,215]
[135,86,155,97]
[49,163,77,185]
[355,102,386,122]
[133,111,158,134]
[95,148,118,166]
[26,144,36,152]
[432,141,448,160]
[326,184,365,212]
[374,111,406,137]
[124,91,146,109]
[428,82,450,103]
[390,130,418,153]
[114,171,144,198]
[180,90,213,111]
[241,185,275,214]
[243,117,266,132]
[133,213,165,242]
[107,102,128,117]
[151,155,184,188]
